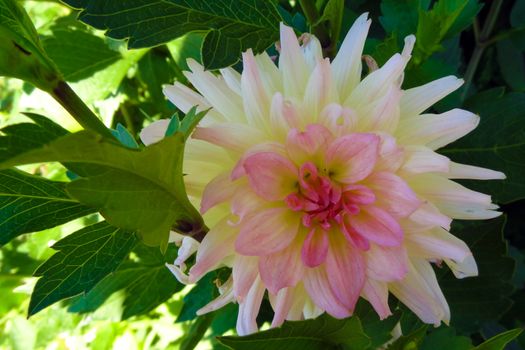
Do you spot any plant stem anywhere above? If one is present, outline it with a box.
[50,80,114,139]
[298,0,330,49]
[461,0,503,102]
[179,312,215,350]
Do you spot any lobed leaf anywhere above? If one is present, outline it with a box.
[0,169,94,246]
[218,314,371,350]
[29,221,137,315]
[442,89,525,203]
[61,0,282,69]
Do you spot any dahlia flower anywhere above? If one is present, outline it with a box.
[141,14,504,335]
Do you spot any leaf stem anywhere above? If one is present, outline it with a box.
[298,0,330,49]
[461,0,503,102]
[50,80,114,139]
[179,312,215,350]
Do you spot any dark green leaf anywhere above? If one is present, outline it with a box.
[511,0,525,28]
[177,272,216,322]
[68,243,183,319]
[0,113,68,162]
[387,325,427,350]
[442,90,525,203]
[218,314,370,350]
[414,0,469,64]
[420,326,472,350]
[474,329,523,350]
[354,300,402,349]
[445,0,482,38]
[62,0,282,69]
[0,123,206,249]
[41,20,122,82]
[380,0,429,40]
[0,169,94,246]
[497,39,525,91]
[28,221,137,315]
[439,217,515,333]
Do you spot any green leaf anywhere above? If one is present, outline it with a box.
[441,90,525,203]
[28,221,137,315]
[497,39,525,91]
[176,272,216,322]
[218,314,371,350]
[41,19,122,82]
[438,217,515,333]
[0,169,94,246]
[445,0,482,38]
[0,0,60,90]
[0,117,207,248]
[354,300,402,349]
[387,325,428,350]
[317,0,344,44]
[420,326,472,350]
[68,243,184,319]
[380,0,429,40]
[414,0,469,64]
[474,329,523,350]
[0,113,68,162]
[62,0,282,69]
[511,0,525,28]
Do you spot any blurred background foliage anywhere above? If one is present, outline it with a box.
[1,0,525,349]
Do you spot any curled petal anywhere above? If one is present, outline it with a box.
[236,207,300,255]
[366,172,422,218]
[397,109,479,150]
[365,244,409,281]
[233,255,259,301]
[303,267,351,318]
[390,259,450,326]
[237,276,266,335]
[279,23,310,97]
[332,13,371,100]
[350,206,403,246]
[400,76,463,118]
[259,238,305,294]
[189,217,236,281]
[286,123,333,166]
[243,152,298,201]
[269,286,306,327]
[361,279,391,319]
[193,123,266,154]
[197,277,235,315]
[447,162,506,180]
[325,133,380,184]
[201,172,240,214]
[140,119,170,146]
[301,228,329,267]
[325,234,366,311]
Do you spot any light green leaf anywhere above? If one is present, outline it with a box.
[62,0,282,69]
[474,329,523,350]
[0,112,207,248]
[28,221,137,315]
[0,169,95,246]
[438,217,515,333]
[41,20,122,82]
[0,0,60,90]
[442,90,525,203]
[218,314,371,350]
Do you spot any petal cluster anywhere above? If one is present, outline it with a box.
[141,14,505,335]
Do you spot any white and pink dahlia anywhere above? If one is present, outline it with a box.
[141,14,505,335]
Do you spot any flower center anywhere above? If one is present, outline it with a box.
[285,162,376,231]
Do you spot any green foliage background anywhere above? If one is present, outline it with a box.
[0,0,525,349]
